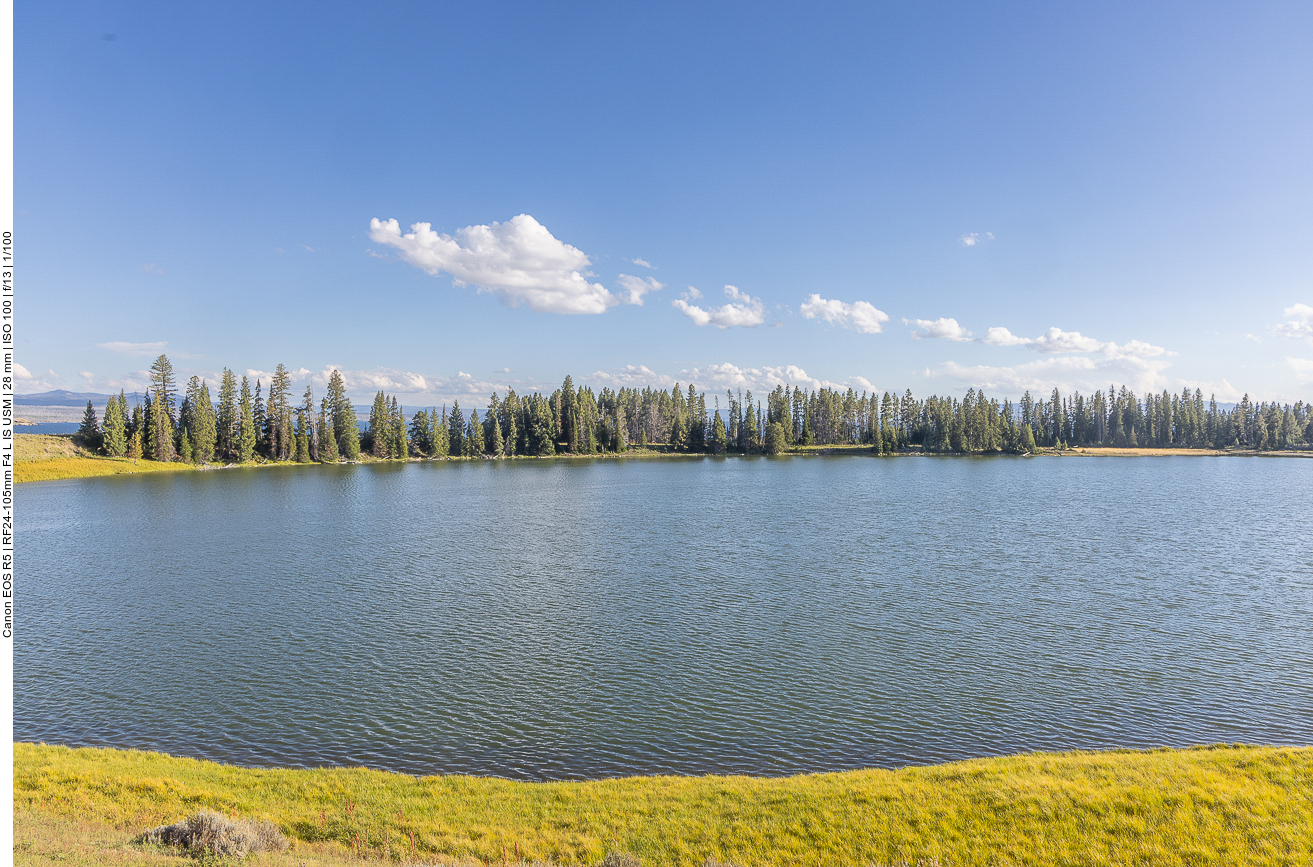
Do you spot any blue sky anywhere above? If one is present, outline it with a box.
[17,2,1313,405]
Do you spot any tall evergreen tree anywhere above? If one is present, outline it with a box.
[448,400,465,457]
[76,400,101,450]
[217,368,238,460]
[102,391,128,457]
[318,396,340,463]
[149,354,178,424]
[238,376,257,462]
[465,409,483,457]
[325,370,361,460]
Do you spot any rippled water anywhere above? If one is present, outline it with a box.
[17,456,1313,780]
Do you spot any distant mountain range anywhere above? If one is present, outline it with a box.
[17,390,145,407]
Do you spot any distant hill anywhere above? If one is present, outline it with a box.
[17,390,145,407]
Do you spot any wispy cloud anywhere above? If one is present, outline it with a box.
[672,284,766,328]
[907,317,973,341]
[97,341,169,356]
[1275,303,1313,344]
[960,232,995,247]
[629,257,654,269]
[1287,356,1313,381]
[369,215,630,315]
[616,274,664,306]
[799,294,889,334]
[142,263,164,274]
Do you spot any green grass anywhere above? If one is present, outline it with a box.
[13,742,1313,865]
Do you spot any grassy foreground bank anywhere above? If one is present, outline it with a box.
[13,743,1313,866]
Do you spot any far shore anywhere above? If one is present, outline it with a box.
[15,432,1312,484]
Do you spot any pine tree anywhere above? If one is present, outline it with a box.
[302,385,319,462]
[150,389,176,461]
[238,377,257,462]
[465,409,483,457]
[193,379,218,463]
[391,397,408,459]
[267,365,293,460]
[76,400,101,450]
[102,392,127,456]
[326,370,361,460]
[318,397,340,462]
[294,411,311,462]
[217,369,238,460]
[448,400,464,456]
[711,411,728,453]
[765,421,787,454]
[127,427,143,460]
[368,391,390,457]
[179,429,194,463]
[489,407,504,456]
[149,354,177,423]
[408,409,431,457]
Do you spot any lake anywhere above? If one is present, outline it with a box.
[17,455,1313,780]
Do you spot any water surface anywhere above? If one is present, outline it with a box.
[18,456,1313,779]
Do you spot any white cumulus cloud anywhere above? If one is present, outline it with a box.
[1275,303,1313,344]
[616,274,664,306]
[369,214,626,315]
[629,257,654,269]
[799,294,889,334]
[672,284,766,328]
[907,317,973,341]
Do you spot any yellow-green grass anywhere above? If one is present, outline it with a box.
[14,435,201,484]
[14,742,1313,866]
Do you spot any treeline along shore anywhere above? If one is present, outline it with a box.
[71,354,1313,466]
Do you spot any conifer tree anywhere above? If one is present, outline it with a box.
[465,409,483,457]
[193,380,218,463]
[368,391,390,457]
[267,365,293,459]
[317,400,340,463]
[408,408,431,457]
[485,409,498,457]
[238,377,257,462]
[448,400,465,456]
[391,397,408,459]
[102,391,128,457]
[669,410,687,451]
[179,429,194,463]
[294,411,310,462]
[302,385,319,462]
[217,368,238,460]
[711,411,727,453]
[127,427,143,460]
[76,400,101,450]
[253,380,266,453]
[433,408,450,457]
[149,354,178,423]
[325,370,361,460]
[150,389,176,462]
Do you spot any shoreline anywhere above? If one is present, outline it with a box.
[16,432,1313,484]
[14,741,1313,866]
